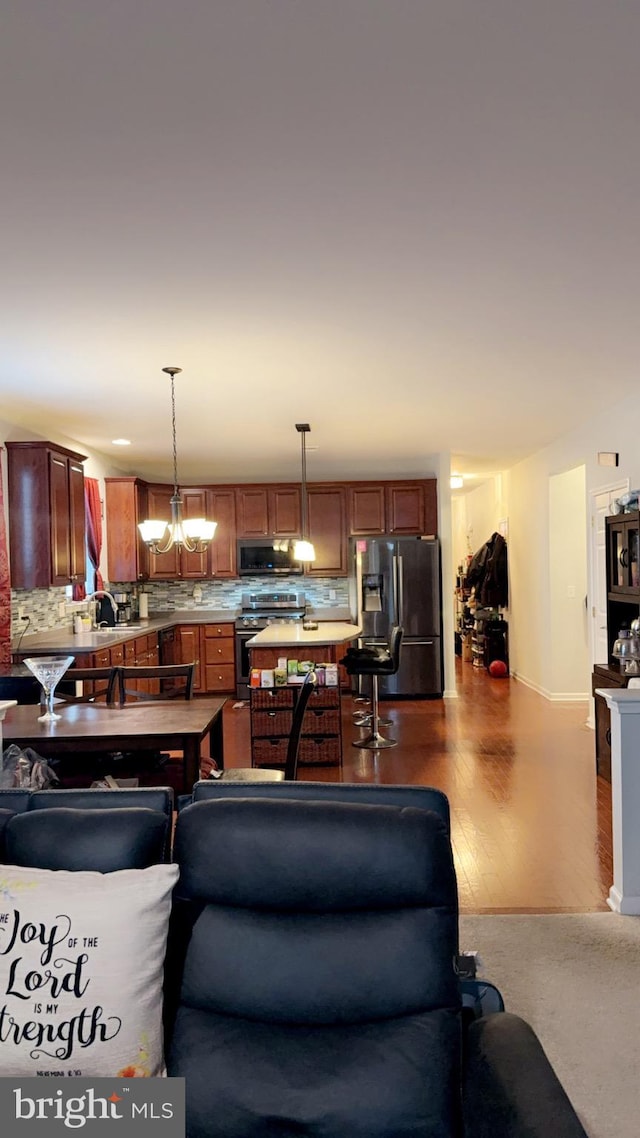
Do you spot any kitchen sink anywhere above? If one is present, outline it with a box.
[93,624,145,633]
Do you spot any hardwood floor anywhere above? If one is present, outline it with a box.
[221,660,613,914]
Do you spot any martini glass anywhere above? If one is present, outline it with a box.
[23,656,75,722]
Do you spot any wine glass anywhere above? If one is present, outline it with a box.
[23,656,75,722]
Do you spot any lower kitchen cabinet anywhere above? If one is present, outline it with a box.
[73,633,160,697]
[176,623,236,694]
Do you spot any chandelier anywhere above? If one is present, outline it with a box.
[292,423,316,562]
[138,367,217,555]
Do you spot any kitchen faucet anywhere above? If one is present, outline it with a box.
[85,590,118,629]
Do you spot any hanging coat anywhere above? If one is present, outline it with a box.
[467,533,508,608]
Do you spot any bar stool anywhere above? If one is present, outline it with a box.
[340,627,403,749]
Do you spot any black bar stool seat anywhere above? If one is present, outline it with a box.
[340,627,403,749]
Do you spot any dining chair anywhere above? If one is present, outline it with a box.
[53,666,120,706]
[104,663,196,789]
[215,671,317,783]
[113,663,196,706]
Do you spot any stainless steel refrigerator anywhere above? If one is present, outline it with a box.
[349,535,443,697]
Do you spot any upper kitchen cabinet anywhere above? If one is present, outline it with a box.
[347,480,437,536]
[7,441,87,588]
[348,484,386,535]
[209,489,236,577]
[235,486,301,537]
[146,485,211,580]
[386,480,437,535]
[305,485,348,576]
[105,477,150,583]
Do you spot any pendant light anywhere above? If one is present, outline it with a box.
[138,367,217,554]
[292,423,316,562]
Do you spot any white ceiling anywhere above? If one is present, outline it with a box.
[1,1,638,486]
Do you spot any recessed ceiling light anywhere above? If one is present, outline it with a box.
[112,438,131,446]
[450,475,464,489]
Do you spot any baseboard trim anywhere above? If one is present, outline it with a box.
[510,671,589,703]
[607,886,640,915]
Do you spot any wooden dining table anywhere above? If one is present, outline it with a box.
[1,697,227,793]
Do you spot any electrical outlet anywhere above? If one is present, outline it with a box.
[329,590,336,601]
[18,605,25,620]
[58,601,67,617]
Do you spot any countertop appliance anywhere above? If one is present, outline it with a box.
[349,536,443,697]
[235,590,307,698]
[237,539,303,576]
[113,591,132,624]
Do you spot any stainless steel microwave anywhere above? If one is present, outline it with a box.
[237,539,303,576]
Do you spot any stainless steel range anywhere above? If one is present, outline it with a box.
[235,590,306,698]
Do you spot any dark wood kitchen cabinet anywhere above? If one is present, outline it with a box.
[209,489,237,577]
[305,485,348,576]
[7,441,87,588]
[387,481,437,535]
[146,486,211,580]
[175,622,236,694]
[105,477,150,583]
[235,486,301,537]
[103,476,439,585]
[348,484,386,535]
[347,480,437,537]
[106,480,235,582]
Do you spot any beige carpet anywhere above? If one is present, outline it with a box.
[459,913,640,1138]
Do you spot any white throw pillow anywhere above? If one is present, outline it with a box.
[0,862,179,1077]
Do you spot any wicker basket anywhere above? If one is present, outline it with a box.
[251,688,294,710]
[251,710,293,737]
[302,709,340,735]
[299,736,341,765]
[252,738,288,766]
[308,687,340,709]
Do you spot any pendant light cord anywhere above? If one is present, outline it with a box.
[170,372,180,499]
[300,428,308,539]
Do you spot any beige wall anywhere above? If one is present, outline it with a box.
[498,387,640,699]
[548,466,589,699]
[452,476,508,576]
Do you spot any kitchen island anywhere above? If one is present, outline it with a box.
[246,622,361,769]
[246,621,361,653]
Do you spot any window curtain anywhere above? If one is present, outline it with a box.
[85,477,104,594]
[0,448,11,665]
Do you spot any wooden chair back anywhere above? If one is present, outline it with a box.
[114,663,196,706]
[55,666,120,706]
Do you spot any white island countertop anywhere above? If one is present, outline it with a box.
[246,622,361,648]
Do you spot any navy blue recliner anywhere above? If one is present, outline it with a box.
[167,798,587,1138]
[0,786,174,863]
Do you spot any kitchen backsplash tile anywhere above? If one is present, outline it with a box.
[11,578,349,637]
